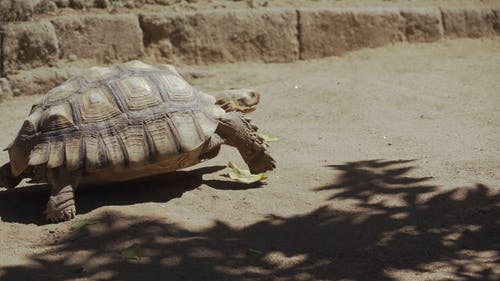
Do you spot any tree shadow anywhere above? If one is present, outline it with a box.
[1,160,498,281]
[0,165,264,225]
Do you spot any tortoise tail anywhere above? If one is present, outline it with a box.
[0,162,23,188]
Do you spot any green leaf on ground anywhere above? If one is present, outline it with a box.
[227,162,268,184]
[121,243,142,261]
[69,220,98,231]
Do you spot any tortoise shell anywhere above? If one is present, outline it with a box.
[7,61,225,177]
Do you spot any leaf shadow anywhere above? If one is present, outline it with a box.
[0,159,498,281]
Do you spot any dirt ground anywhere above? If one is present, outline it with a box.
[0,38,499,280]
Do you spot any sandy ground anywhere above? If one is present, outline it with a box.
[0,38,499,280]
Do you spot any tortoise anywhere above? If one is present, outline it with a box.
[0,60,275,222]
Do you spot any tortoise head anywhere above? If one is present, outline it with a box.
[215,88,260,114]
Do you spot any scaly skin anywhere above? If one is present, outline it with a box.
[45,169,80,222]
[45,187,77,222]
[214,89,260,113]
[216,112,275,174]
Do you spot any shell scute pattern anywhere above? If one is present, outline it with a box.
[44,79,82,104]
[144,117,178,159]
[79,87,123,124]
[158,74,195,103]
[40,104,77,132]
[82,66,121,84]
[117,124,149,168]
[115,75,163,111]
[64,135,83,171]
[169,111,205,152]
[47,141,65,169]
[8,61,221,176]
[83,132,101,172]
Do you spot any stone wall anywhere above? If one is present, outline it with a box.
[0,6,499,98]
[140,9,299,64]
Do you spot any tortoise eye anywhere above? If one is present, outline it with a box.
[249,92,256,98]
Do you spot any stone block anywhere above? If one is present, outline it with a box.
[0,0,59,22]
[140,9,298,64]
[51,14,144,63]
[442,8,498,38]
[2,21,59,74]
[298,8,405,59]
[0,0,35,21]
[401,8,443,43]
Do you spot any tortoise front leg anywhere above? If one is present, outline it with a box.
[45,168,80,222]
[216,112,276,174]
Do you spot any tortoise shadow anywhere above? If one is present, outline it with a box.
[0,165,264,225]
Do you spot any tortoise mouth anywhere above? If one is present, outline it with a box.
[236,95,259,113]
[217,99,258,114]
[242,105,257,114]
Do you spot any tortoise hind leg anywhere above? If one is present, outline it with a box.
[45,168,81,222]
[216,112,276,174]
[0,162,23,188]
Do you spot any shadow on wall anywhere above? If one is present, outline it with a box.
[1,160,499,281]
